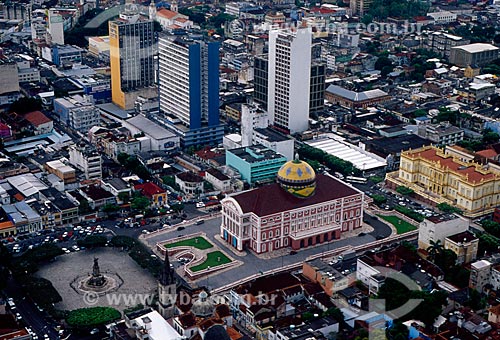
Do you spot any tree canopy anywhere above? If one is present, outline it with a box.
[9,97,42,114]
[66,307,121,329]
[367,0,429,19]
[377,277,447,326]
[298,145,360,176]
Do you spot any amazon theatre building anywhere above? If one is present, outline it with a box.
[220,157,365,254]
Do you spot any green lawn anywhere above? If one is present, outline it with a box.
[165,237,213,250]
[377,215,417,234]
[190,251,231,272]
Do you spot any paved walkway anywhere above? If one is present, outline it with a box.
[141,214,393,290]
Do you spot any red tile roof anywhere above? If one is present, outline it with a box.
[407,148,496,183]
[232,174,359,217]
[157,8,177,19]
[23,111,51,126]
[178,312,197,328]
[134,182,166,198]
[476,149,497,159]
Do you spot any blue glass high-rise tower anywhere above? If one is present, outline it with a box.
[159,33,223,147]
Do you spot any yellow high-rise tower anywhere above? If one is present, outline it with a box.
[109,4,156,109]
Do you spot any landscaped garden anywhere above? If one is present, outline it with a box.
[165,236,214,250]
[377,215,417,234]
[190,251,231,272]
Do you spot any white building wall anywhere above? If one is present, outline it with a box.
[158,35,191,125]
[241,104,268,147]
[418,216,469,250]
[356,259,380,287]
[48,10,64,45]
[268,27,312,134]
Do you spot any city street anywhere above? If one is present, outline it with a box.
[143,214,392,290]
[4,278,60,340]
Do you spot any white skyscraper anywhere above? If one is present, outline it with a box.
[48,9,64,45]
[268,26,312,134]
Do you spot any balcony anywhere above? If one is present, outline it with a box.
[289,223,341,240]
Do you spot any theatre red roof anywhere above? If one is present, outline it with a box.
[231,174,360,217]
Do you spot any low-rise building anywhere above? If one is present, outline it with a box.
[418,214,469,250]
[53,95,101,132]
[123,115,180,152]
[469,260,492,292]
[204,168,231,192]
[101,178,131,204]
[175,172,204,196]
[325,84,391,109]
[110,308,183,340]
[2,201,42,234]
[357,245,443,293]
[253,127,294,161]
[424,31,469,58]
[69,144,102,180]
[22,110,53,135]
[444,230,478,264]
[44,159,76,184]
[39,188,79,226]
[79,184,116,210]
[303,259,350,297]
[135,182,167,207]
[450,43,499,67]
[226,144,287,184]
[427,10,457,23]
[457,83,496,103]
[417,122,464,146]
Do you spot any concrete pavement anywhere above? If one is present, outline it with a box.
[142,214,393,290]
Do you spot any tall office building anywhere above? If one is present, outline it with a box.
[253,55,268,110]
[158,33,223,147]
[48,9,64,45]
[109,4,157,110]
[309,62,326,115]
[255,55,324,116]
[350,0,372,16]
[268,26,312,134]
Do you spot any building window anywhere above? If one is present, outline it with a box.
[262,232,266,240]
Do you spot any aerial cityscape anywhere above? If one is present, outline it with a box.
[1,0,500,339]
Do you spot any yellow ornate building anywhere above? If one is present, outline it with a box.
[386,146,500,217]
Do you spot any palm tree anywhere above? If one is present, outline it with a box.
[426,239,444,262]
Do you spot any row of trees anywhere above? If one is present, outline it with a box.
[66,306,121,329]
[457,128,500,152]
[298,145,360,176]
[365,0,429,20]
[110,236,163,277]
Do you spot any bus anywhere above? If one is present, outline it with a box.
[345,176,368,184]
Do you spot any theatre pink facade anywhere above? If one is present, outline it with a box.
[220,174,364,254]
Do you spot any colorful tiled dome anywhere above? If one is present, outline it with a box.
[277,155,316,198]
